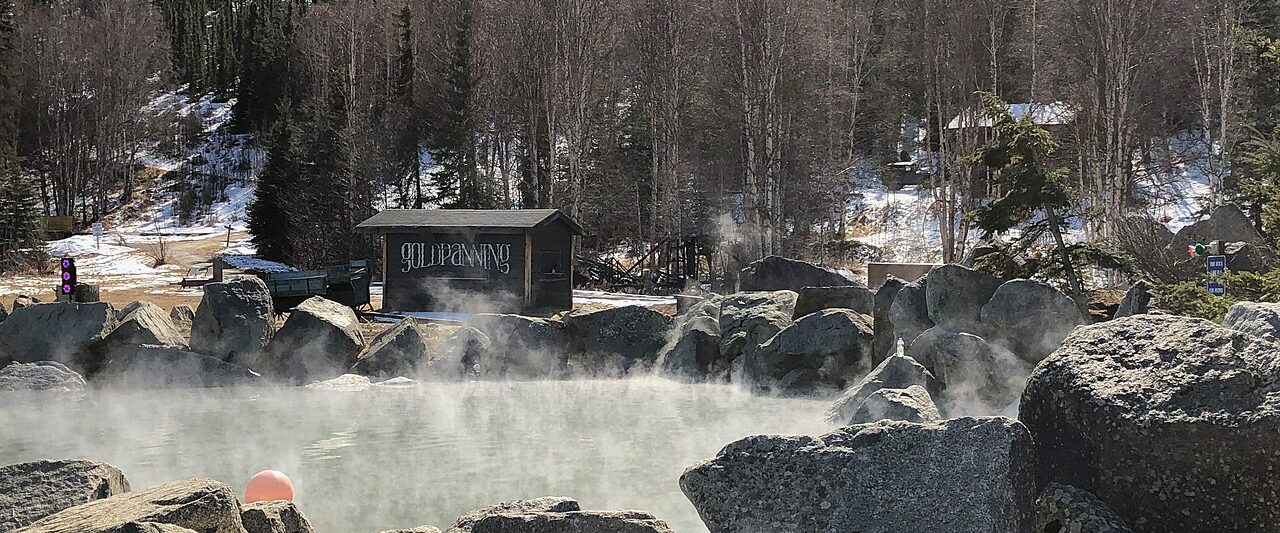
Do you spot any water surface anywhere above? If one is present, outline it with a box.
[0,378,829,532]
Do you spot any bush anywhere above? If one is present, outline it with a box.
[1154,269,1280,321]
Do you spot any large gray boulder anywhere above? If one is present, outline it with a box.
[680,417,1036,533]
[467,511,674,533]
[1020,314,1280,532]
[981,279,1086,364]
[906,327,1024,411]
[738,256,855,292]
[0,361,86,393]
[447,497,580,532]
[888,279,932,349]
[564,305,672,373]
[94,345,262,388]
[1222,301,1280,342]
[747,309,873,395]
[94,302,187,365]
[871,277,905,365]
[1035,483,1133,533]
[427,326,492,379]
[0,302,117,373]
[717,291,796,366]
[0,460,130,531]
[350,319,430,379]
[1112,280,1151,319]
[657,314,720,380]
[849,385,941,424]
[464,314,570,378]
[190,276,274,361]
[925,264,1000,331]
[824,354,939,426]
[1224,241,1279,273]
[240,501,314,533]
[16,478,244,533]
[1172,203,1264,249]
[792,285,873,318]
[106,524,198,533]
[251,296,365,384]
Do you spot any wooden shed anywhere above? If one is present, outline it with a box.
[355,209,584,313]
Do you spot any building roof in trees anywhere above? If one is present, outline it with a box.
[355,209,584,235]
[946,102,1076,130]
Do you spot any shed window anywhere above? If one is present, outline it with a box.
[541,250,566,280]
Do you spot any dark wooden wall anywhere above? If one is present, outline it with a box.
[530,223,574,310]
[384,230,527,312]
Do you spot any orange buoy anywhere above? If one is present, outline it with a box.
[244,470,294,503]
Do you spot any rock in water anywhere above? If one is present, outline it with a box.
[1112,280,1151,319]
[888,279,932,349]
[94,345,262,388]
[792,285,874,318]
[747,309,873,394]
[1222,301,1280,342]
[252,296,365,384]
[191,277,274,361]
[717,291,796,366]
[464,315,570,378]
[0,361,86,393]
[849,385,941,424]
[1035,483,1133,533]
[0,302,117,373]
[304,374,372,392]
[94,302,187,362]
[564,305,672,373]
[351,319,430,379]
[428,326,492,378]
[825,354,939,425]
[196,279,270,342]
[16,478,243,533]
[657,314,720,380]
[680,417,1036,533]
[906,327,1024,410]
[0,460,130,531]
[468,511,675,533]
[738,255,855,292]
[447,497,581,532]
[925,264,1000,331]
[1020,314,1280,532]
[871,277,905,365]
[241,501,314,533]
[981,279,1085,364]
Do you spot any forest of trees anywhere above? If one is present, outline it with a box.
[0,0,1279,272]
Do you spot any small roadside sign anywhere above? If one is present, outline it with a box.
[1206,255,1226,276]
[1207,280,1227,297]
[91,222,103,250]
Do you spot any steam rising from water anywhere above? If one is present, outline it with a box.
[0,378,829,532]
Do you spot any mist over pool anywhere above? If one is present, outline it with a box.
[0,377,830,532]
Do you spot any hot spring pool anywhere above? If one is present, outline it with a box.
[0,378,830,532]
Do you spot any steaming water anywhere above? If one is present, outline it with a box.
[0,378,830,532]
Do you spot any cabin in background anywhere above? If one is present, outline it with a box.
[356,209,584,313]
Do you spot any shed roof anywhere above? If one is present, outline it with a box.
[946,102,1076,130]
[356,209,584,235]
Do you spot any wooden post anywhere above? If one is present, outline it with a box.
[524,232,533,310]
[212,255,224,282]
[380,235,387,311]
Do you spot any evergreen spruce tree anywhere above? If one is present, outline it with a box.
[393,1,424,208]
[295,78,354,268]
[427,0,485,208]
[0,0,17,147]
[0,168,47,273]
[965,92,1088,314]
[234,0,305,133]
[248,98,300,263]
